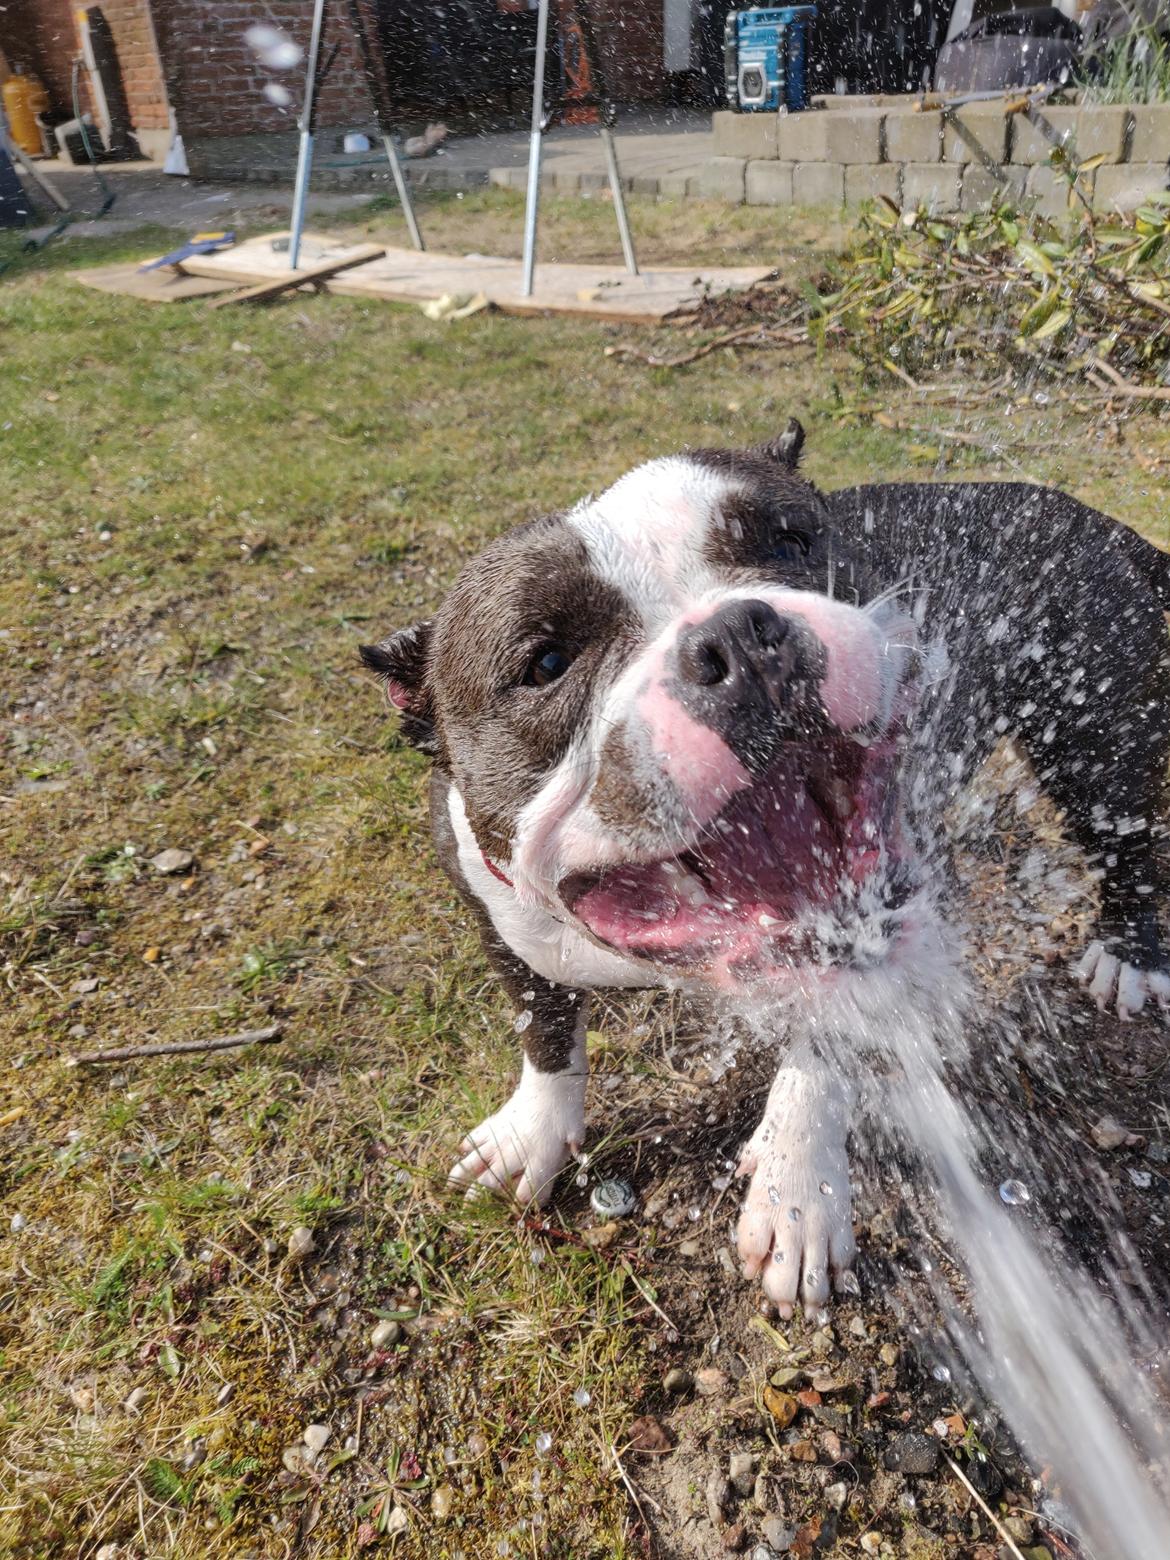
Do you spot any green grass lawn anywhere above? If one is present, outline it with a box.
[2,188,1168,1559]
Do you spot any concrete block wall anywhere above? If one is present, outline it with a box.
[709,98,1170,214]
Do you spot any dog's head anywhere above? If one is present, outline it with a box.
[363,422,920,990]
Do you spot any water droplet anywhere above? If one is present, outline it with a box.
[10,1213,27,1233]
[443,1445,457,1465]
[688,1205,702,1221]
[573,1387,591,1408]
[819,1180,833,1195]
[787,1206,802,1222]
[263,81,293,107]
[530,1248,545,1266]
[999,1178,1031,1206]
[575,1171,588,1188]
[840,1270,861,1297]
[932,1364,951,1383]
[497,1542,512,1557]
[514,1009,533,1034]
[532,1512,546,1530]
[768,1185,782,1205]
[535,1431,553,1456]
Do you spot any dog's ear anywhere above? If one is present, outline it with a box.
[755,417,806,471]
[359,621,437,754]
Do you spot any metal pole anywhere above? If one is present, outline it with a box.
[601,126,637,275]
[382,133,425,251]
[289,0,328,271]
[521,0,551,298]
[573,0,637,275]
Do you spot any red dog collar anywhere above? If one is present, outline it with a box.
[482,853,513,889]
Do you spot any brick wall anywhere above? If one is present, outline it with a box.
[151,0,372,141]
[0,0,169,131]
[592,0,664,103]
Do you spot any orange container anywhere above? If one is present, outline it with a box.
[3,69,50,157]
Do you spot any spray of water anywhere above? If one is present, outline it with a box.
[733,886,1170,1560]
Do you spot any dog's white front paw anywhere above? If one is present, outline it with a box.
[448,1060,585,1207]
[1074,941,1170,1020]
[735,1065,856,1319]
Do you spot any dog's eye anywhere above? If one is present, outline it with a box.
[524,646,573,687]
[773,532,811,563]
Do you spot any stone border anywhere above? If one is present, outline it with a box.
[708,98,1170,214]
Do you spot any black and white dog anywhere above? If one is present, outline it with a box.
[362,421,1170,1316]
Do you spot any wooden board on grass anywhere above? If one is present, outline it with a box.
[204,242,386,308]
[179,231,775,324]
[72,260,238,302]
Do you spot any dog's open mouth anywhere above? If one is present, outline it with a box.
[560,737,907,973]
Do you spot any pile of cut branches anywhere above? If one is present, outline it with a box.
[814,189,1170,402]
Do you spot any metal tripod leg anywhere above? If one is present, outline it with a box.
[521,0,551,298]
[600,125,637,275]
[289,0,328,270]
[381,134,424,251]
[573,0,637,275]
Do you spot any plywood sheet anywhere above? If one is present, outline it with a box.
[72,260,238,302]
[179,231,774,323]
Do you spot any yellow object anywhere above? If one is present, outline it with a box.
[3,68,49,157]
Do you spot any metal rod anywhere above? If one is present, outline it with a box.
[289,0,329,270]
[521,0,551,298]
[382,133,424,251]
[600,126,637,275]
[572,0,637,276]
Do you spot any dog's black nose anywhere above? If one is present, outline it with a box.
[673,599,823,772]
[678,600,794,689]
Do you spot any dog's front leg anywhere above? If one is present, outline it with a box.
[448,970,589,1208]
[736,1049,856,1318]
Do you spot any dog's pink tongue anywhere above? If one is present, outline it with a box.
[573,865,701,952]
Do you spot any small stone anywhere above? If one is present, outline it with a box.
[431,1483,455,1520]
[69,1385,95,1412]
[848,1316,867,1339]
[370,1319,401,1349]
[123,1387,147,1414]
[769,1367,801,1388]
[1128,1168,1153,1190]
[150,848,194,876]
[467,1431,488,1458]
[696,1366,729,1396]
[216,1382,235,1407]
[825,1480,848,1511]
[706,1470,732,1525]
[10,1213,27,1233]
[883,1432,940,1475]
[1003,1516,1035,1544]
[810,1328,835,1355]
[142,946,161,964]
[180,1439,206,1473]
[763,1387,798,1428]
[678,1238,701,1258]
[859,1534,882,1555]
[627,1414,671,1454]
[1091,1115,1131,1150]
[729,1450,757,1496]
[751,1547,779,1560]
[664,1367,693,1396]
[582,1220,620,1249]
[789,1440,817,1462]
[723,1522,748,1552]
[286,1226,316,1261]
[384,1504,408,1536]
[96,1547,120,1560]
[282,1445,312,1475]
[763,1517,796,1551]
[303,1423,331,1456]
[878,1343,899,1367]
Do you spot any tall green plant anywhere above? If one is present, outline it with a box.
[1079,24,1170,104]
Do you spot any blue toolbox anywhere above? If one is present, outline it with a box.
[723,6,817,113]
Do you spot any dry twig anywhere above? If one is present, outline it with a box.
[67,1024,283,1066]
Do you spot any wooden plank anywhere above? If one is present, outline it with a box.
[203,242,386,308]
[71,261,238,302]
[176,231,774,324]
